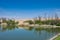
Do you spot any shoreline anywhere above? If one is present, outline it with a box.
[19,24,60,28]
[49,33,60,40]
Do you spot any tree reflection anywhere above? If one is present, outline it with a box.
[0,25,18,32]
[0,25,60,33]
[34,27,60,34]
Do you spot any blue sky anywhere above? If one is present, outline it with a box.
[0,0,60,19]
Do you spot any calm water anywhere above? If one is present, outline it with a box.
[0,25,60,40]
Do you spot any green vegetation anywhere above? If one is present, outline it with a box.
[54,36,60,40]
[0,18,19,26]
[34,27,60,33]
[56,23,60,26]
[35,20,42,25]
[24,20,34,24]
[6,20,19,26]
[0,19,19,31]
[24,14,60,26]
[0,18,19,31]
[1,25,18,31]
[25,19,60,26]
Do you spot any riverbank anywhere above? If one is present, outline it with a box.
[19,24,60,28]
[54,35,60,40]
[38,25,60,28]
[49,33,60,40]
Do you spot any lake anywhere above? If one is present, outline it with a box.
[0,25,60,40]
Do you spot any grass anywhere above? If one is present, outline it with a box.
[54,35,60,40]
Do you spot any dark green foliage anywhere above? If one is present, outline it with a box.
[42,20,60,25]
[24,20,34,24]
[6,20,18,26]
[35,20,42,25]
[0,19,19,31]
[28,27,33,31]
[56,23,60,26]
[24,19,60,26]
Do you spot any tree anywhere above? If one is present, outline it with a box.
[24,20,34,24]
[55,13,59,20]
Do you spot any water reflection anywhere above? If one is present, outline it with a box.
[0,25,60,40]
[0,25,60,33]
[34,28,60,40]
[0,25,18,32]
[19,27,60,40]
